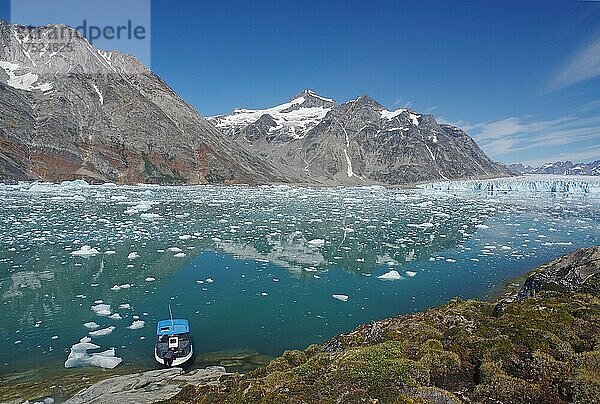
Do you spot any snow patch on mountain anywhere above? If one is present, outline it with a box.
[0,60,53,92]
[379,108,420,126]
[210,94,332,140]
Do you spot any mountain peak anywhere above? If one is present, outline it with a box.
[289,89,335,104]
[348,94,384,110]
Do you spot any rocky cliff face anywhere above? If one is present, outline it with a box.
[210,90,511,185]
[0,21,285,184]
[1,21,510,186]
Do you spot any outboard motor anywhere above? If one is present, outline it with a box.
[164,350,174,367]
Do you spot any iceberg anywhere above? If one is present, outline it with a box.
[332,294,349,302]
[64,336,122,369]
[308,239,326,247]
[89,325,115,337]
[83,321,100,330]
[127,320,145,330]
[378,270,402,280]
[91,303,111,316]
[71,246,99,257]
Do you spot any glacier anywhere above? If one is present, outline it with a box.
[418,175,600,194]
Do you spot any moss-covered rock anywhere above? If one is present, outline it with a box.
[166,247,600,403]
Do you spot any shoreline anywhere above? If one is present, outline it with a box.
[2,245,590,403]
[2,173,519,189]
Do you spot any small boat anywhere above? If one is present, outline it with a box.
[154,308,193,367]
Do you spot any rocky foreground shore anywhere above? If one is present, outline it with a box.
[40,247,600,403]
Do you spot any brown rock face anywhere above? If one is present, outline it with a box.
[0,22,286,185]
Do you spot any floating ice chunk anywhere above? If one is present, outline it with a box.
[261,292,268,296]
[104,250,116,255]
[83,321,100,330]
[109,313,122,320]
[168,247,183,253]
[407,222,434,229]
[178,234,192,240]
[307,239,326,247]
[206,278,214,283]
[127,320,145,330]
[173,252,186,258]
[127,252,140,260]
[475,224,490,229]
[64,336,122,369]
[89,348,122,369]
[91,304,111,316]
[89,326,115,337]
[111,284,132,291]
[446,258,457,263]
[140,213,161,220]
[144,277,156,282]
[378,270,402,280]
[405,271,417,277]
[332,294,349,302]
[119,303,131,309]
[71,246,99,257]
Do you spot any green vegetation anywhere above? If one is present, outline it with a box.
[170,288,600,403]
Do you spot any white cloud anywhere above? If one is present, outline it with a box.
[442,114,600,163]
[547,34,600,91]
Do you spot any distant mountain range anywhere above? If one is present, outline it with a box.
[0,21,510,185]
[508,161,600,176]
[209,89,510,185]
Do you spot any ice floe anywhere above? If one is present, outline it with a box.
[91,304,111,316]
[71,246,99,257]
[127,320,145,330]
[332,294,349,302]
[89,325,115,337]
[83,321,100,330]
[378,270,402,280]
[64,336,122,369]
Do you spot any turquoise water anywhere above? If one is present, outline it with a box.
[1,182,599,375]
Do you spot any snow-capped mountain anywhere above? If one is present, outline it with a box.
[209,90,511,185]
[0,21,285,184]
[210,89,335,141]
[509,161,600,176]
[0,21,510,186]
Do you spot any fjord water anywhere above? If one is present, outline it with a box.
[1,179,599,375]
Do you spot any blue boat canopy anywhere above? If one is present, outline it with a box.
[156,319,190,335]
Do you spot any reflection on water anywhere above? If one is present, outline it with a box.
[0,181,599,377]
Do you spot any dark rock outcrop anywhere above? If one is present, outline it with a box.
[518,246,600,298]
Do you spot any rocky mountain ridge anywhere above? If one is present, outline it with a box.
[1,21,511,186]
[0,21,286,185]
[210,89,511,185]
[509,160,600,176]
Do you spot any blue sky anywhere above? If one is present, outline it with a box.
[2,0,600,165]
